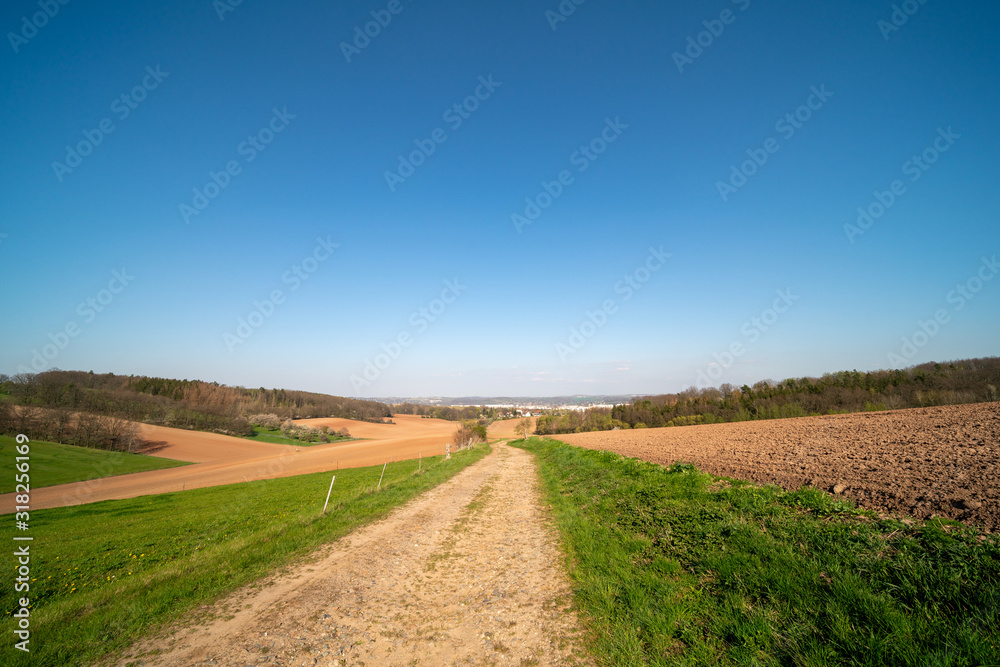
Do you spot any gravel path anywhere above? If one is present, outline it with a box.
[117,442,592,667]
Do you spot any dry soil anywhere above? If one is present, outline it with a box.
[561,402,1000,531]
[1,415,460,512]
[115,442,592,667]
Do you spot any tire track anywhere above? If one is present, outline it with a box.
[117,442,592,666]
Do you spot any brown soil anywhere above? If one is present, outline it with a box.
[488,417,536,440]
[560,402,1000,531]
[115,442,592,667]
[1,415,460,512]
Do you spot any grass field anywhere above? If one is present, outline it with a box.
[0,444,489,667]
[243,427,356,446]
[0,436,189,494]
[515,437,1000,666]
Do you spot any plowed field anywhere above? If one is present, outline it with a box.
[488,416,535,439]
[560,402,1000,531]
[1,415,458,512]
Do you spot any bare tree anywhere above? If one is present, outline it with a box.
[73,413,100,448]
[15,405,40,437]
[97,415,139,452]
[452,424,477,450]
[11,373,37,403]
[53,409,73,443]
[515,417,533,441]
[0,401,16,434]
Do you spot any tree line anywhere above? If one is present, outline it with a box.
[391,403,505,421]
[0,402,140,452]
[0,370,393,442]
[535,357,1000,435]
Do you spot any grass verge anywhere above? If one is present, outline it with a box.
[0,444,489,666]
[0,436,189,494]
[514,437,1000,666]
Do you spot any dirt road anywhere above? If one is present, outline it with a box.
[116,442,592,667]
[487,417,536,440]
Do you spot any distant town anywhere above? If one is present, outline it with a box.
[376,395,640,413]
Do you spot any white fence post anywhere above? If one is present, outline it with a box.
[322,474,336,515]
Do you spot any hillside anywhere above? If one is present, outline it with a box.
[0,370,392,440]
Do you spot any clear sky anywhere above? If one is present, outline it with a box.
[1,0,997,398]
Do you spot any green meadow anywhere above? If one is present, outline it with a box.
[242,426,356,446]
[515,437,1000,666]
[0,445,488,667]
[0,436,189,494]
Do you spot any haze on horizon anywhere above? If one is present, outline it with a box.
[1,0,997,399]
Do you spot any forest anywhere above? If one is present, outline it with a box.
[534,357,1000,435]
[390,403,504,421]
[0,370,393,444]
[4,358,997,447]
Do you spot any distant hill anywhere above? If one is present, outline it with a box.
[380,395,638,408]
[0,370,392,438]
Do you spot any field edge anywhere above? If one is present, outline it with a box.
[514,436,1000,666]
[0,444,491,667]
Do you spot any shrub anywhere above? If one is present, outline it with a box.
[248,413,282,430]
[452,421,485,449]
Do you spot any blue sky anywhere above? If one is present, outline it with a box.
[1,0,997,398]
